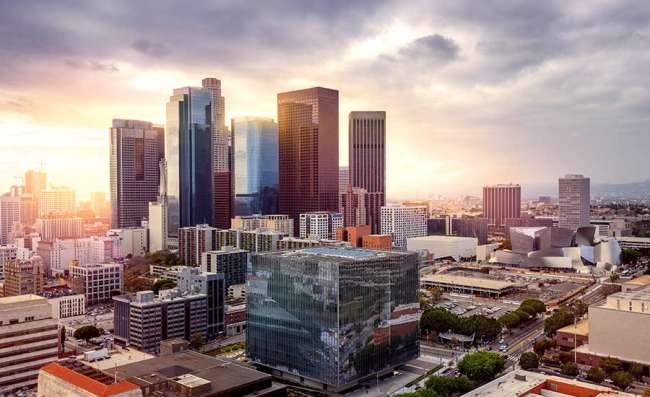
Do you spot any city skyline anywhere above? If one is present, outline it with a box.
[3,1,650,200]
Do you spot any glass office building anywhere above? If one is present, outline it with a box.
[166,86,214,236]
[246,247,420,392]
[232,117,279,216]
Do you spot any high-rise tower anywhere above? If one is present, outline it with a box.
[558,174,590,231]
[278,87,339,234]
[109,119,164,228]
[349,111,386,233]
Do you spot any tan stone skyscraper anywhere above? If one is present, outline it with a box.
[278,87,339,234]
[559,174,590,230]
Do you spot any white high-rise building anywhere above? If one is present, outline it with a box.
[34,216,84,241]
[299,212,343,240]
[37,236,116,275]
[380,204,427,248]
[559,174,590,231]
[0,194,21,245]
[149,158,168,253]
[107,227,148,257]
[38,187,75,216]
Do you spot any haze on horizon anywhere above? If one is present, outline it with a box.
[1,0,649,201]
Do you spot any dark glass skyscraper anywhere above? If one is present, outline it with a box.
[232,117,279,216]
[109,119,164,228]
[278,87,339,235]
[166,82,217,236]
[246,247,420,392]
[349,111,386,234]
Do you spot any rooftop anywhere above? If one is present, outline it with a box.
[510,227,548,237]
[104,350,282,397]
[0,294,46,305]
[623,274,650,287]
[461,369,634,397]
[421,274,520,291]
[41,362,140,397]
[407,235,478,243]
[557,319,589,336]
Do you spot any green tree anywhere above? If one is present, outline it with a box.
[153,278,177,294]
[513,309,531,323]
[519,352,539,370]
[420,308,459,335]
[600,357,623,375]
[398,389,440,397]
[561,362,579,377]
[425,375,471,396]
[629,362,644,380]
[533,338,555,356]
[587,367,605,383]
[498,312,521,329]
[620,248,641,265]
[430,287,443,303]
[189,332,204,351]
[544,308,574,336]
[569,300,588,317]
[611,371,633,389]
[520,299,546,315]
[73,325,101,343]
[458,351,506,382]
[458,315,502,342]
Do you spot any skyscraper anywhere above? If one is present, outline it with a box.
[109,119,164,228]
[559,174,591,231]
[166,78,228,236]
[203,78,232,229]
[341,186,368,227]
[482,184,521,234]
[232,117,279,216]
[278,87,339,234]
[349,111,386,233]
[38,187,75,216]
[148,159,168,252]
[24,168,46,222]
[0,193,20,245]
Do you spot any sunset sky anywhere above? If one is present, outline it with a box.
[1,1,649,200]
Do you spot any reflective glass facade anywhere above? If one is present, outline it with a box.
[232,117,279,216]
[246,247,420,391]
[166,87,214,236]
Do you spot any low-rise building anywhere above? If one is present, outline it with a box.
[461,369,635,397]
[70,262,124,306]
[3,256,44,296]
[406,235,478,262]
[113,290,207,354]
[554,320,589,350]
[0,294,59,394]
[48,293,86,319]
[37,360,142,397]
[361,234,392,250]
[336,225,371,247]
[225,303,246,336]
[421,273,522,297]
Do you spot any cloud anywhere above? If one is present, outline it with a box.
[131,39,170,58]
[397,34,460,61]
[64,59,119,72]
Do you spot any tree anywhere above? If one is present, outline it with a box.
[629,362,644,380]
[397,389,440,397]
[425,375,471,396]
[587,367,605,383]
[500,239,512,250]
[569,300,588,317]
[430,287,443,303]
[620,248,641,265]
[600,357,623,375]
[610,274,620,282]
[521,299,546,315]
[534,338,555,356]
[513,309,531,323]
[611,371,633,390]
[74,325,101,343]
[458,315,502,342]
[458,351,506,382]
[153,278,177,294]
[189,332,204,351]
[60,326,66,354]
[499,312,521,329]
[561,362,579,377]
[544,308,574,336]
[420,308,459,335]
[519,352,539,370]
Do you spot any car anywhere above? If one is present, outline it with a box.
[499,344,508,352]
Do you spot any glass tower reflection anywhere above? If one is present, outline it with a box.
[246,247,420,392]
[166,86,214,236]
[232,117,279,216]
